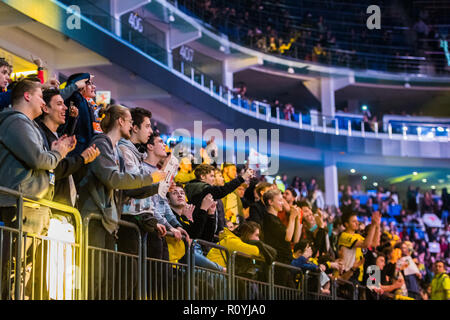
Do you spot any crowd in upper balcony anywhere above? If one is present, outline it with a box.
[178,0,450,75]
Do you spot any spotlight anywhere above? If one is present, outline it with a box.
[422,179,427,183]
[413,172,418,176]
[350,169,356,174]
[373,182,378,187]
[431,185,436,190]
[362,176,367,180]
[361,105,368,111]
[287,67,294,74]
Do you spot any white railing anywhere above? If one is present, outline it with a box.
[171,63,449,143]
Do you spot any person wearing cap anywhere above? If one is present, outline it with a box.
[59,73,99,158]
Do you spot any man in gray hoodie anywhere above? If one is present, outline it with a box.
[118,107,171,261]
[0,79,72,299]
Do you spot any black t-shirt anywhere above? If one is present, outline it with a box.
[262,212,292,264]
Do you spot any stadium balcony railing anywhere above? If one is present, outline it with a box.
[1,186,395,300]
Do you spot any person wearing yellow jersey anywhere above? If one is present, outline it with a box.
[207,221,261,268]
[338,211,381,284]
[431,260,450,300]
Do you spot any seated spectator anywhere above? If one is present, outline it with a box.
[142,133,189,243]
[167,184,224,272]
[207,221,262,268]
[0,79,72,299]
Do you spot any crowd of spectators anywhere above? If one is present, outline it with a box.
[179,0,449,74]
[0,54,448,300]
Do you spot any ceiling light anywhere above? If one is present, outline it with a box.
[373,182,378,187]
[362,176,367,180]
[350,169,356,174]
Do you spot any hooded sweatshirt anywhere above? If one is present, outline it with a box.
[118,138,159,216]
[0,110,62,206]
[78,133,155,234]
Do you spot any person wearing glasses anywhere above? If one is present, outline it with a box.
[60,73,100,158]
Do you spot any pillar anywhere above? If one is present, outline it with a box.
[323,152,339,208]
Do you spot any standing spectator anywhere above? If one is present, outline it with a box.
[247,181,273,227]
[118,107,172,261]
[60,73,100,157]
[143,133,189,242]
[283,103,294,121]
[167,184,223,271]
[310,184,325,210]
[0,57,12,110]
[261,189,302,286]
[441,188,449,225]
[213,168,226,240]
[398,241,422,299]
[421,191,437,215]
[278,187,297,227]
[430,260,450,300]
[77,105,161,299]
[222,163,243,223]
[37,88,100,208]
[0,80,72,299]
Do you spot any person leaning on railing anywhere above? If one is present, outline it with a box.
[0,79,73,299]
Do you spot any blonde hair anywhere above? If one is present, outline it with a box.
[98,104,129,133]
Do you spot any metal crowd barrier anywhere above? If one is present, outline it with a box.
[1,186,393,301]
[0,186,82,300]
[189,239,230,300]
[230,251,270,300]
[83,213,141,300]
[304,270,333,300]
[142,231,190,300]
[268,262,303,300]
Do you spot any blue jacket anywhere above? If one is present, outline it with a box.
[291,256,319,271]
[61,91,96,156]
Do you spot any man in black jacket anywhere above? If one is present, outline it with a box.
[184,164,254,242]
[37,88,100,208]
[60,73,100,158]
